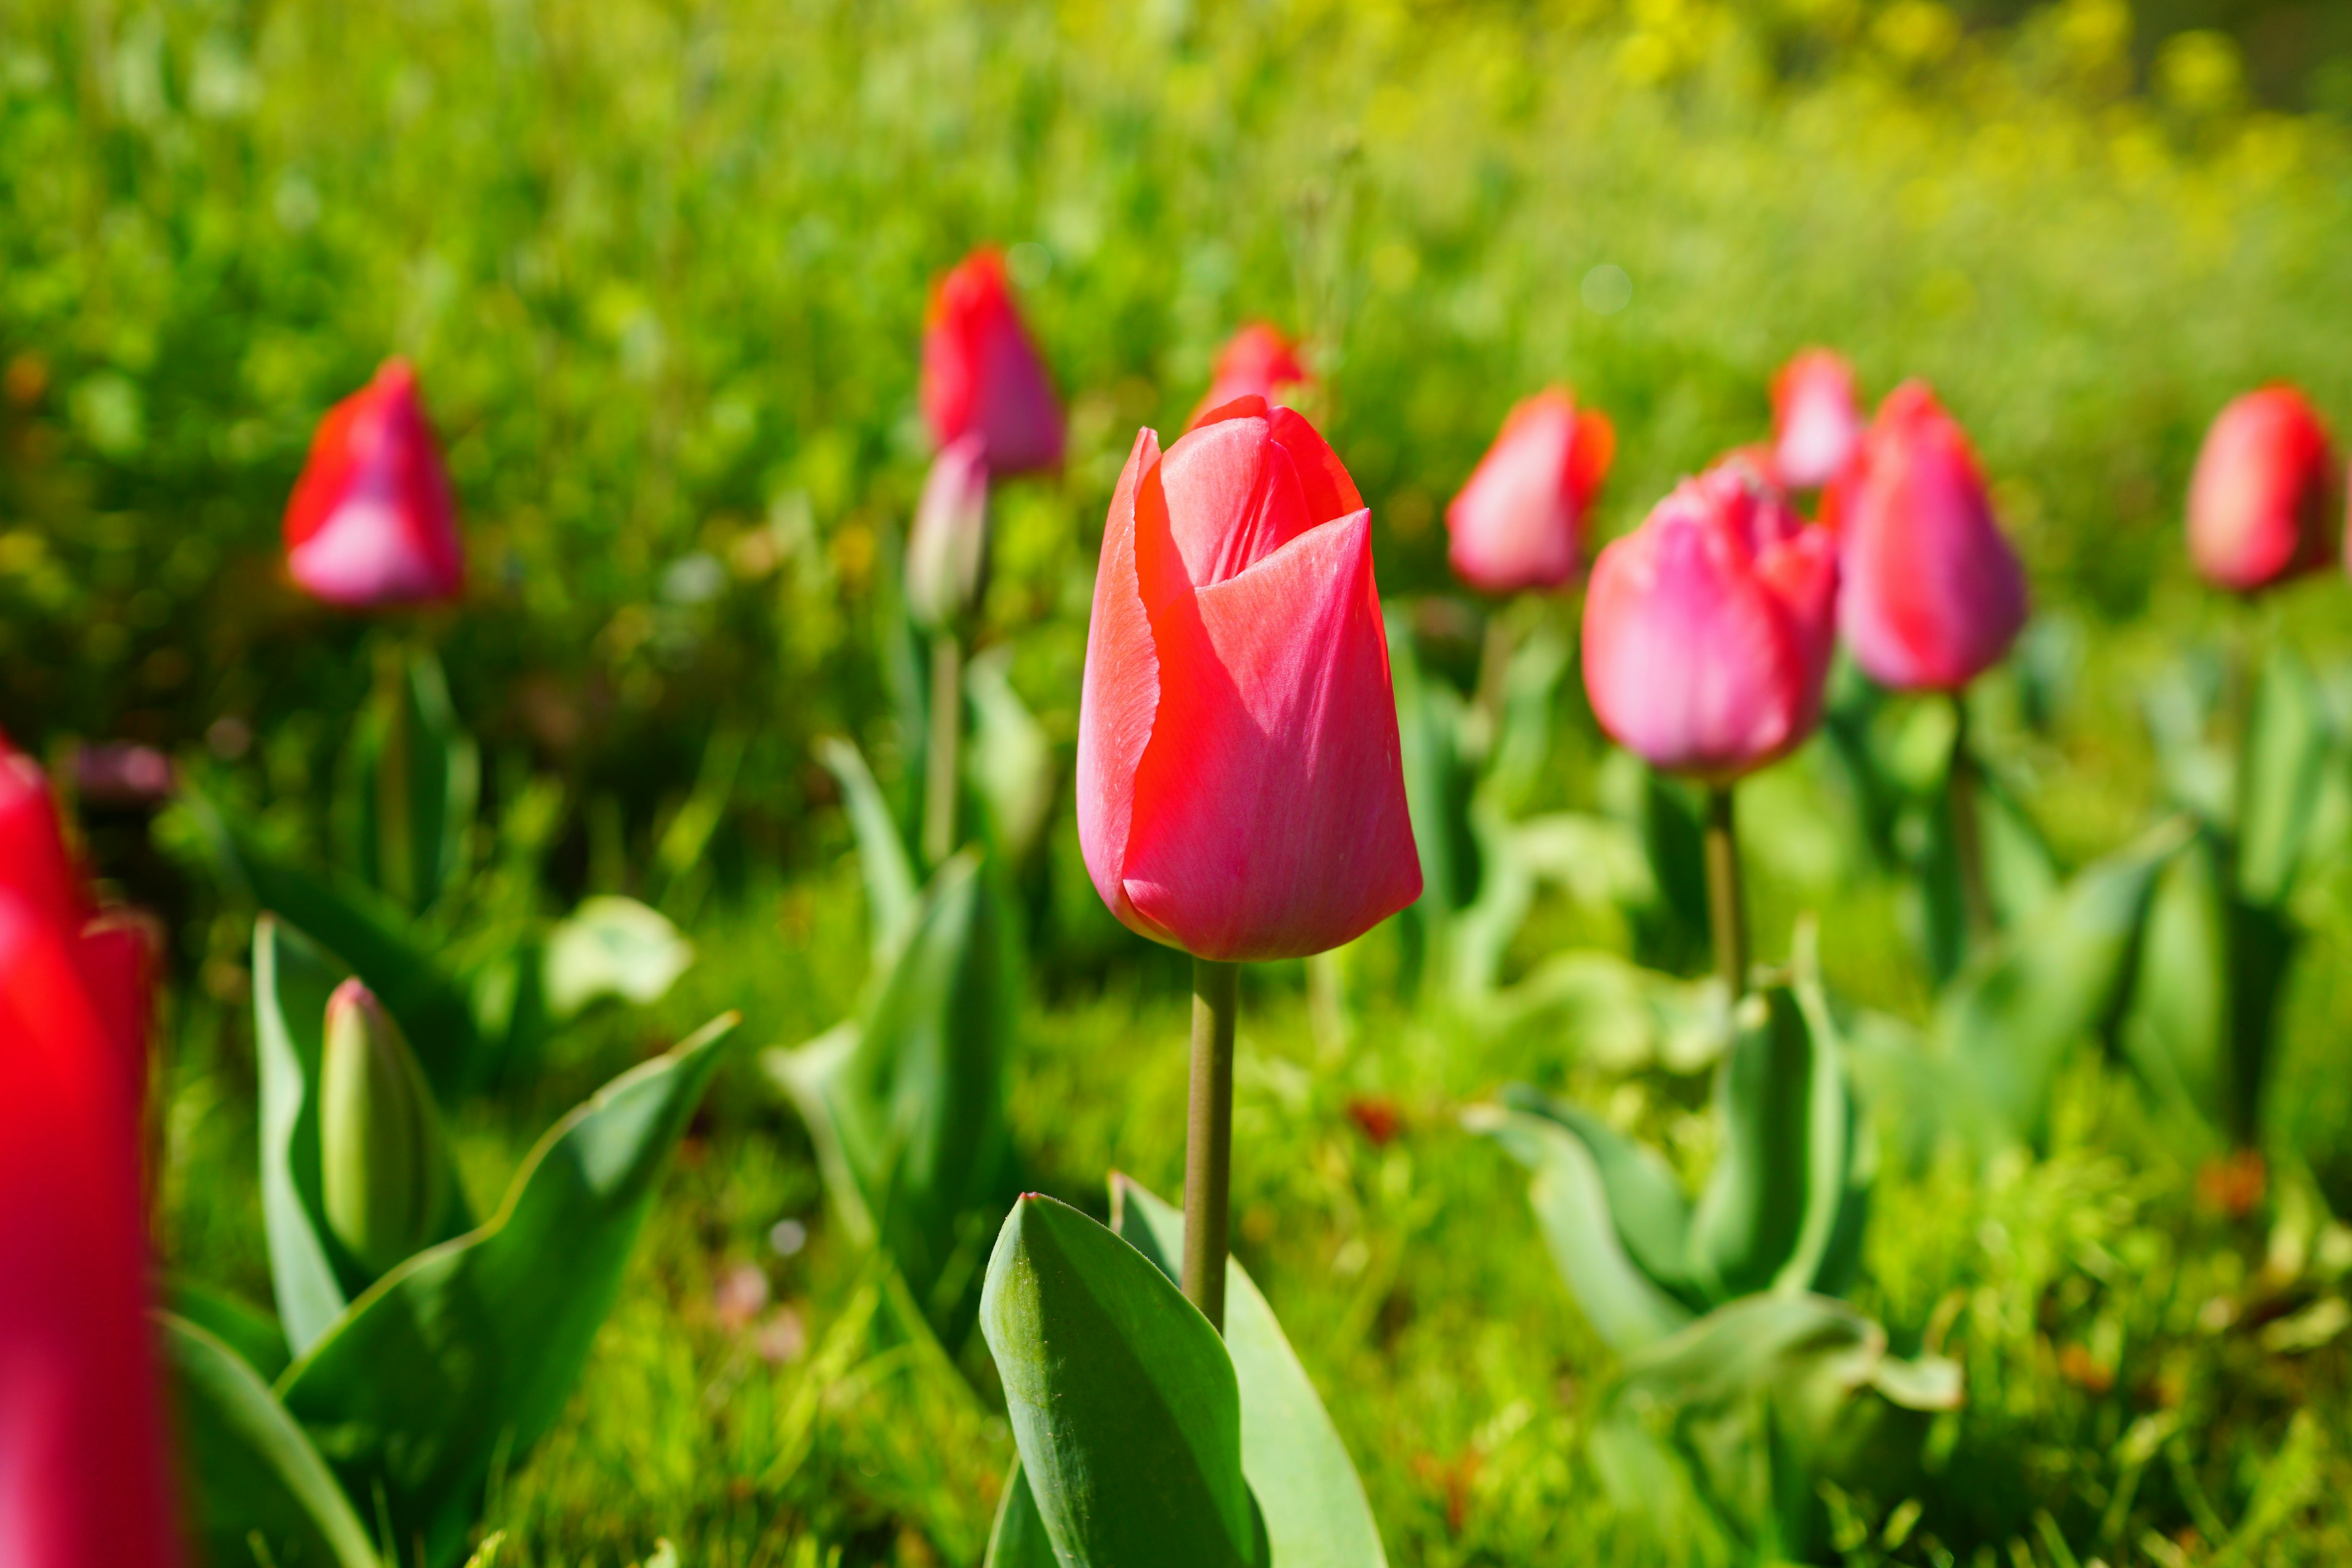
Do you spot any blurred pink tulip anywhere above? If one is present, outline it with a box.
[1583,454,1839,781]
[2185,386,2337,595]
[921,249,1065,475]
[1444,388,1615,594]
[1189,323,1309,430]
[1770,349,1864,490]
[284,360,464,609]
[905,433,992,630]
[1827,382,2027,692]
[1077,397,1421,960]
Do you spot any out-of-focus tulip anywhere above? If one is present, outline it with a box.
[318,978,450,1276]
[1826,382,2028,692]
[74,742,177,809]
[920,249,1065,475]
[2185,386,2337,595]
[284,359,464,609]
[1771,349,1864,490]
[1076,397,1421,960]
[905,433,992,630]
[1189,323,1310,429]
[1444,387,1615,594]
[1583,454,1839,781]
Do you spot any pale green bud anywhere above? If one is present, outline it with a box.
[318,978,450,1276]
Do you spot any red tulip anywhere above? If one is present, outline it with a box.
[1189,323,1310,430]
[1770,349,1864,490]
[1826,382,2027,692]
[284,360,463,609]
[2185,386,2337,595]
[1583,454,1839,781]
[920,249,1065,475]
[1444,387,1615,594]
[1076,397,1421,960]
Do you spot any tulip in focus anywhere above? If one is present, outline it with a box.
[2185,386,2337,595]
[284,359,464,609]
[1076,396,1421,962]
[1445,387,1616,594]
[1771,349,1864,490]
[921,249,1065,475]
[1827,382,2029,692]
[319,978,453,1277]
[905,433,992,631]
[1189,322,1310,429]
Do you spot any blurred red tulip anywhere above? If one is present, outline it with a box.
[1827,383,2027,692]
[2185,386,2337,595]
[1189,323,1310,430]
[921,249,1065,475]
[1077,398,1421,960]
[284,360,463,609]
[74,741,176,809]
[905,432,991,630]
[1583,454,1839,781]
[1771,349,1863,490]
[1445,388,1615,594]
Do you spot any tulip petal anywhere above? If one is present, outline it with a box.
[1075,429,1166,935]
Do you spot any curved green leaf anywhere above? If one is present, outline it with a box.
[2239,643,2332,907]
[543,895,693,1018]
[818,737,921,965]
[170,1276,292,1384]
[967,645,1056,865]
[983,1460,1060,1568]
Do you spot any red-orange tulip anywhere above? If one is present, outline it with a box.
[1189,323,1309,430]
[2186,386,2337,595]
[1445,387,1615,594]
[1077,398,1421,960]
[284,359,464,609]
[921,249,1065,475]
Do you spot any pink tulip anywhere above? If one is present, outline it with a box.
[921,249,1065,475]
[1826,382,2027,692]
[1077,397,1422,960]
[1770,349,1864,490]
[1445,387,1616,594]
[2185,386,2337,595]
[905,433,992,630]
[283,360,464,609]
[1583,454,1839,781]
[1189,323,1310,430]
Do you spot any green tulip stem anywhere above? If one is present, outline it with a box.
[922,632,963,869]
[1948,692,1997,949]
[373,638,417,910]
[1704,784,1749,999]
[1183,956,1240,1334]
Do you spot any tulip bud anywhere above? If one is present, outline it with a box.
[1188,322,1310,430]
[1445,387,1615,594]
[318,978,450,1277]
[1826,382,2027,692]
[1583,454,1839,782]
[921,249,1065,475]
[284,359,464,609]
[1076,397,1422,960]
[1770,349,1864,490]
[905,434,992,630]
[2185,385,2337,595]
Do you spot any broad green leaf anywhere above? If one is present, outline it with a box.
[277,1013,737,1568]
[162,1311,380,1568]
[2238,643,2332,907]
[1618,758,1711,975]
[1495,1085,1700,1302]
[979,1194,1260,1568]
[1914,762,2061,986]
[2141,652,2234,826]
[342,644,480,916]
[984,1460,1059,1568]
[818,736,921,965]
[168,1277,292,1384]
[1385,610,1479,1002]
[1112,1174,1389,1568]
[543,895,693,1017]
[1482,621,1570,810]
[966,645,1055,864]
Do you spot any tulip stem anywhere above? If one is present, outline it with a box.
[1703,785,1749,998]
[922,633,963,868]
[1947,693,1997,950]
[1183,956,1240,1334]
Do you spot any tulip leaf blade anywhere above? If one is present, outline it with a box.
[818,736,921,965]
[169,1276,293,1384]
[341,644,480,917]
[966,644,1056,866]
[982,1459,1060,1568]
[2237,643,2332,908]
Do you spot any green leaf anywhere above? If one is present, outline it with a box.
[162,1311,381,1568]
[341,643,480,916]
[276,1013,738,1568]
[978,1193,1261,1568]
[1914,761,2062,986]
[1111,1174,1389,1568]
[818,736,921,965]
[2238,643,2333,907]
[168,1277,292,1384]
[983,1460,1060,1568]
[543,895,694,1018]
[966,644,1056,865]
[1385,609,1479,1001]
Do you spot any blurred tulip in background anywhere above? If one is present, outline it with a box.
[919,249,1065,475]
[1770,349,1864,490]
[2185,385,2337,595]
[283,360,464,610]
[1189,322,1310,429]
[1444,387,1615,594]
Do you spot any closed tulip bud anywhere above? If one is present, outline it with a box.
[1583,454,1839,781]
[318,978,450,1277]
[1770,349,1864,490]
[1077,398,1421,960]
[1445,387,1616,594]
[905,433,992,630]
[1827,382,2028,692]
[2186,386,2337,595]
[921,249,1065,475]
[1189,322,1310,430]
[284,359,464,609]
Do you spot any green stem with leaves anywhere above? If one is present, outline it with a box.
[922,633,963,869]
[1947,692,1997,950]
[1182,956,1239,1333]
[1704,784,1748,999]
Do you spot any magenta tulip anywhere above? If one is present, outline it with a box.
[1827,382,2027,692]
[1445,387,1616,594]
[1583,454,1839,782]
[921,249,1065,475]
[2186,386,2337,595]
[1189,323,1310,430]
[284,360,464,609]
[1076,397,1421,960]
[1770,349,1864,490]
